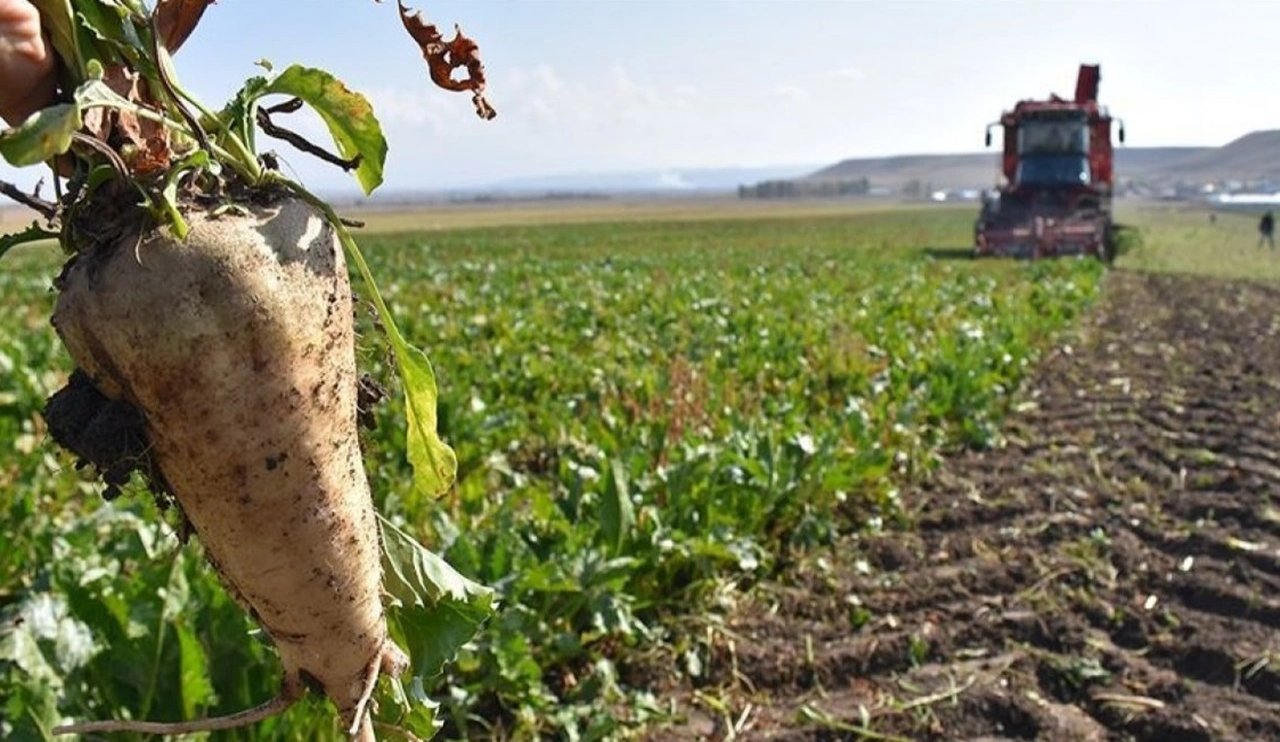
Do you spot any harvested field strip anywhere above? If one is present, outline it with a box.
[661,271,1280,741]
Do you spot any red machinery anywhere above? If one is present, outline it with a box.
[974,64,1124,260]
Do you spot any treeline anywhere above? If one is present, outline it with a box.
[739,176,871,199]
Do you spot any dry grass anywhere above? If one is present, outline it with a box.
[338,196,923,234]
[1116,202,1280,282]
[2,197,939,248]
[16,196,1272,285]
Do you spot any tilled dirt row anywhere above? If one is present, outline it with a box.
[661,270,1280,741]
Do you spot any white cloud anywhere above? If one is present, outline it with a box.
[521,95,559,124]
[771,84,809,101]
[365,88,448,134]
[279,60,877,192]
[611,65,662,108]
[533,64,566,94]
[832,67,866,81]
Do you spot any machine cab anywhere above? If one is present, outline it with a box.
[1015,110,1090,188]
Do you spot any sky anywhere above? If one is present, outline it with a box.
[3,0,1279,194]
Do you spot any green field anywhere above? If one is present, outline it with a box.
[1,205,1104,739]
[1118,203,1280,282]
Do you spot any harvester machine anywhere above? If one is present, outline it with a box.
[974,64,1124,260]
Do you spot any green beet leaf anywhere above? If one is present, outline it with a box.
[0,223,59,262]
[599,458,634,552]
[261,65,388,195]
[0,103,81,168]
[175,622,214,720]
[311,198,458,499]
[73,0,143,71]
[218,75,269,154]
[396,339,459,500]
[379,514,494,685]
[29,0,84,78]
[378,676,442,740]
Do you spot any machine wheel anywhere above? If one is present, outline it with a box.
[1100,225,1117,264]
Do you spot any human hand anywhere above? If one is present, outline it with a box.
[0,0,55,126]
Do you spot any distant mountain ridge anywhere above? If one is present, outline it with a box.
[322,132,1280,203]
[1134,130,1280,182]
[805,131,1280,189]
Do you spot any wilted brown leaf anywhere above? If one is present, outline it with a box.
[81,66,171,176]
[154,0,216,53]
[397,2,496,120]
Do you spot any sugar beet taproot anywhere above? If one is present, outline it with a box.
[51,197,406,738]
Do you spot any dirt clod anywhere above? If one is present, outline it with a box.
[43,369,185,538]
[45,370,163,496]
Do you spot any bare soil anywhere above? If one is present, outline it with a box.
[654,270,1280,741]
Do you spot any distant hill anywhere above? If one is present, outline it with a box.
[808,153,994,190]
[1136,130,1280,182]
[794,131,1280,191]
